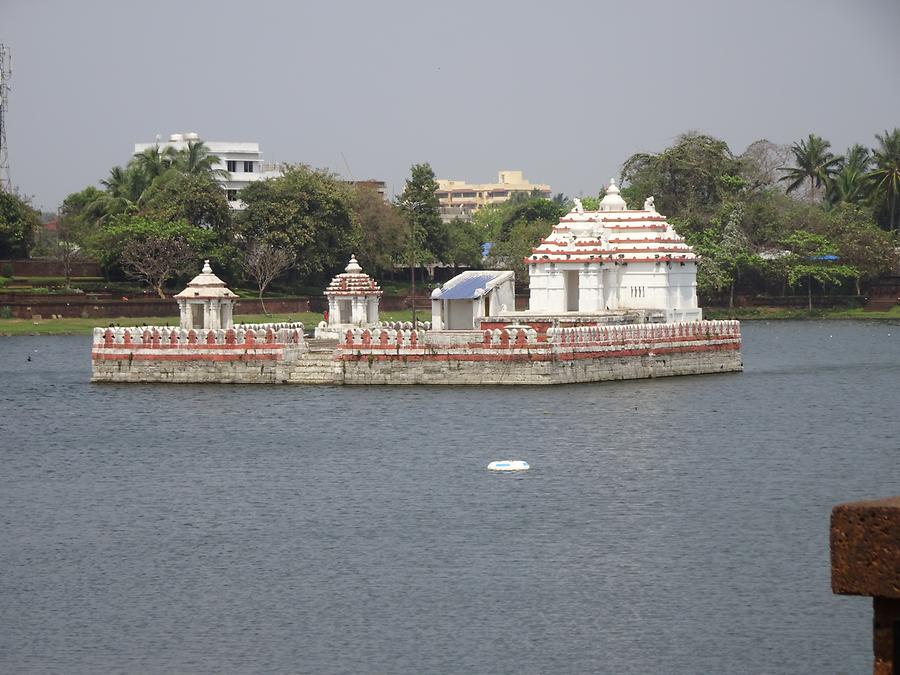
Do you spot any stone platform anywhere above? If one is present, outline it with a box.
[91,320,742,385]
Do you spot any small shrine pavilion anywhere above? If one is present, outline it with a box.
[315,255,382,338]
[174,260,238,330]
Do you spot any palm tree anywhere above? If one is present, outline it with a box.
[827,166,870,206]
[827,145,872,206]
[132,145,178,184]
[868,128,900,233]
[176,140,229,179]
[87,165,143,222]
[779,134,842,202]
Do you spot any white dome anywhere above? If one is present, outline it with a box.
[599,178,627,212]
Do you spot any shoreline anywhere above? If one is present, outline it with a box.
[1,306,897,337]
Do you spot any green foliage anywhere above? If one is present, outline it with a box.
[444,219,484,268]
[398,163,447,264]
[238,165,358,279]
[620,133,745,228]
[778,133,842,201]
[869,128,900,232]
[0,191,40,258]
[90,215,218,274]
[824,204,895,283]
[483,196,562,280]
[351,185,407,274]
[579,196,599,211]
[0,305,11,319]
[139,172,232,233]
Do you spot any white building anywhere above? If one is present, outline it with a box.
[525,180,700,322]
[133,132,283,209]
[430,270,515,330]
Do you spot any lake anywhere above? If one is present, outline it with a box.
[1,320,898,674]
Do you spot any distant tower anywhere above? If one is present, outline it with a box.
[0,44,11,192]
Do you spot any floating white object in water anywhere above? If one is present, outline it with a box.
[487,460,530,472]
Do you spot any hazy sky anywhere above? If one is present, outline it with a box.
[3,0,899,211]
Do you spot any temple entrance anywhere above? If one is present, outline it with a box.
[191,304,204,329]
[564,270,579,312]
[337,299,352,324]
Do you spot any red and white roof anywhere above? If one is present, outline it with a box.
[527,180,696,266]
[325,255,383,297]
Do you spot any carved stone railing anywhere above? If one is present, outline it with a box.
[92,322,306,347]
[546,320,741,345]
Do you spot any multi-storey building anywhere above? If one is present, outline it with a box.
[435,170,551,221]
[133,132,283,210]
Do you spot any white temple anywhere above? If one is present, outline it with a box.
[524,179,700,322]
[174,260,238,330]
[315,255,383,339]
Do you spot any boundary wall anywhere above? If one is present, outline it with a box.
[335,320,741,385]
[91,323,307,384]
[91,320,742,385]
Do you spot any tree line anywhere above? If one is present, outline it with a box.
[617,130,899,307]
[2,128,898,309]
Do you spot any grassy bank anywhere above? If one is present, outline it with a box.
[0,309,432,336]
[1,306,895,336]
[704,306,900,320]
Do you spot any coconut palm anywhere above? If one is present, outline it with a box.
[826,145,872,206]
[868,128,900,233]
[779,134,842,202]
[87,165,144,222]
[132,145,179,184]
[176,140,229,179]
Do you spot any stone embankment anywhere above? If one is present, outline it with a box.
[92,320,742,385]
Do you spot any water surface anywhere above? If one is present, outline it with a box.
[1,321,898,673]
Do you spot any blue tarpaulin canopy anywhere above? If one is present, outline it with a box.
[810,254,840,261]
[437,273,503,300]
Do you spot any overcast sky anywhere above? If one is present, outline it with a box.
[3,0,899,211]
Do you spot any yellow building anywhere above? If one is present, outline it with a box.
[436,170,551,221]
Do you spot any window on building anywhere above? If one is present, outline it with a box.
[226,189,238,202]
[226,160,237,172]
[244,161,254,173]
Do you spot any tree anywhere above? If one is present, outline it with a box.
[55,212,84,289]
[239,240,296,315]
[351,185,407,275]
[487,218,554,281]
[620,133,745,232]
[484,195,562,280]
[780,230,858,309]
[90,216,218,292]
[132,144,178,185]
[444,219,484,270]
[139,172,232,233]
[86,165,144,223]
[238,165,358,280]
[174,140,229,178]
[826,145,871,207]
[398,163,446,267]
[0,190,40,258]
[692,209,757,307]
[868,128,900,233]
[120,235,197,298]
[740,139,792,193]
[778,134,842,202]
[825,204,895,294]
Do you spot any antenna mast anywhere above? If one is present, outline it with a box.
[0,44,11,192]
